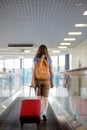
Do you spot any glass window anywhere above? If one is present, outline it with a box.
[22,58,33,85]
[51,56,59,87]
[51,56,58,71]
[4,59,13,69]
[69,54,72,69]
[23,58,33,68]
[0,60,3,71]
[59,55,65,71]
[14,59,20,69]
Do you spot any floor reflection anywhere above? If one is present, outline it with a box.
[51,87,87,129]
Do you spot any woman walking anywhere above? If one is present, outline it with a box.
[31,44,54,121]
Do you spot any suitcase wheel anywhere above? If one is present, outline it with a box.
[37,120,40,126]
[20,121,24,127]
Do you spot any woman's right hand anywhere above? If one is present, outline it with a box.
[31,80,36,88]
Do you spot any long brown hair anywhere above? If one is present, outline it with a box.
[35,44,50,59]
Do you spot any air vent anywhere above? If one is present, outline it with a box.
[8,44,33,47]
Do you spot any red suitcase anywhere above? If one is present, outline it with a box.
[20,87,42,126]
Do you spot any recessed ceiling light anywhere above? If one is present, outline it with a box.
[83,11,87,15]
[58,46,67,49]
[74,24,87,27]
[60,43,71,45]
[68,32,82,35]
[0,56,3,58]
[18,56,24,59]
[24,50,30,53]
[52,50,60,53]
[64,38,76,41]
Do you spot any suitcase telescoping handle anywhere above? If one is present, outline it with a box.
[29,86,37,97]
[29,85,32,97]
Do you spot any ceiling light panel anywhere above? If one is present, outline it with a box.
[83,11,87,15]
[58,46,67,49]
[74,24,87,27]
[52,50,60,53]
[68,32,82,35]
[24,50,31,53]
[18,56,24,59]
[64,38,76,41]
[60,43,71,45]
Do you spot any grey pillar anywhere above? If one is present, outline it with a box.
[65,54,69,70]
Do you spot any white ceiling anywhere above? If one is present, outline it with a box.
[0,0,87,58]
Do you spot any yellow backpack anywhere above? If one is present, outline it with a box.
[35,57,49,80]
